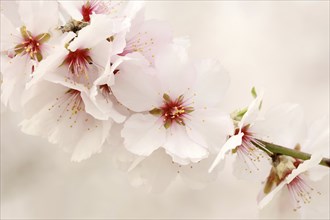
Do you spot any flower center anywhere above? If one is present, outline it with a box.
[64,48,92,78]
[81,0,109,22]
[14,26,50,62]
[150,94,194,129]
[288,175,321,211]
[99,84,113,103]
[48,89,84,126]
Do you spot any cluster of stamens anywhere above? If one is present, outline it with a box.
[64,48,93,79]
[150,94,194,129]
[48,89,83,126]
[120,32,156,64]
[264,155,321,211]
[233,125,269,173]
[14,26,50,62]
[99,84,113,103]
[81,0,111,22]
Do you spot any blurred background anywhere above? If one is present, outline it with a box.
[1,1,329,219]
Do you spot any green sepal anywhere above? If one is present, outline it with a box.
[164,120,171,129]
[163,93,171,102]
[20,26,32,39]
[36,33,50,44]
[251,86,257,98]
[14,44,25,54]
[35,52,43,62]
[231,107,248,121]
[149,108,162,116]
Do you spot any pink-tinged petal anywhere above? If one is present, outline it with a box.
[80,90,108,121]
[20,81,111,161]
[1,55,31,111]
[71,119,112,162]
[301,175,330,219]
[258,154,323,209]
[239,91,263,129]
[27,32,76,87]
[111,54,162,112]
[209,133,244,173]
[58,1,83,21]
[1,13,19,52]
[68,14,128,51]
[128,149,177,193]
[303,116,329,157]
[122,113,166,156]
[258,179,287,209]
[180,155,222,190]
[186,108,234,153]
[154,44,195,98]
[193,59,230,108]
[108,124,138,171]
[251,103,306,148]
[258,187,300,219]
[163,125,209,165]
[285,153,323,183]
[107,1,145,21]
[18,1,59,34]
[123,20,172,65]
[89,84,128,123]
[233,149,271,181]
[111,31,127,55]
[89,40,112,69]
[41,65,95,93]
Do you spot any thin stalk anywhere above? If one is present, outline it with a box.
[253,140,330,168]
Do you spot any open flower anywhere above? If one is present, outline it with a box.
[20,80,113,162]
[258,117,329,218]
[29,13,128,90]
[209,91,306,180]
[112,9,173,66]
[1,1,59,111]
[110,43,233,165]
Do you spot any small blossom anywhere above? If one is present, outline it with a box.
[0,1,59,111]
[20,81,112,161]
[111,43,233,164]
[258,117,329,216]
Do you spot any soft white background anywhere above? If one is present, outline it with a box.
[1,1,329,219]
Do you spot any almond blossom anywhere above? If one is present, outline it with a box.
[110,43,233,165]
[209,91,307,180]
[20,80,113,162]
[1,1,59,111]
[258,117,330,218]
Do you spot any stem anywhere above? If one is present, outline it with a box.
[253,140,330,168]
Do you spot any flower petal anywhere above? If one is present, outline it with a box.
[124,19,172,65]
[251,103,306,148]
[68,14,128,51]
[121,113,166,156]
[186,108,234,153]
[208,133,244,173]
[239,91,263,129]
[180,155,222,189]
[193,59,230,108]
[128,149,177,193]
[58,1,83,21]
[154,43,195,98]
[111,54,162,112]
[18,1,59,34]
[163,125,209,165]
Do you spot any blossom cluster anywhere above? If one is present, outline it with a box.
[1,1,329,218]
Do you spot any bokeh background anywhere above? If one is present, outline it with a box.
[1,1,329,219]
